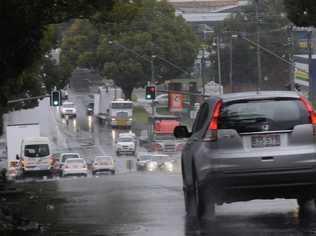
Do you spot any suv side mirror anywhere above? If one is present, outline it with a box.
[16,154,20,160]
[174,126,191,138]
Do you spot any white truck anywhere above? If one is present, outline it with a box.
[6,123,40,178]
[93,86,123,124]
[110,99,133,128]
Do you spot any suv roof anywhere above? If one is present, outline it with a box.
[220,91,300,102]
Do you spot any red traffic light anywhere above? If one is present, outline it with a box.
[145,86,156,100]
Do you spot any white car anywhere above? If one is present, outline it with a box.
[59,153,80,168]
[92,156,115,175]
[154,94,168,106]
[115,136,136,156]
[136,153,169,171]
[118,132,137,146]
[60,101,77,118]
[62,158,88,177]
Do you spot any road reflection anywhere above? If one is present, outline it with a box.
[184,205,316,236]
[88,115,93,132]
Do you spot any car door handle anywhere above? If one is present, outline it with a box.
[261,156,274,161]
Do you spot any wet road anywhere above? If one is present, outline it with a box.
[9,172,316,236]
[4,90,316,235]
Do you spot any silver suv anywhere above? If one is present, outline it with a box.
[175,91,316,219]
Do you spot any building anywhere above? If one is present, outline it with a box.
[168,0,248,29]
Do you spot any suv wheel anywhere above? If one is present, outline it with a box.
[298,198,316,215]
[192,171,215,220]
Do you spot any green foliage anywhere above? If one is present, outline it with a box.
[209,0,291,92]
[61,0,199,99]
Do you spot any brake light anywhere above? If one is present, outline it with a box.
[300,96,316,124]
[48,156,54,166]
[176,143,184,151]
[153,143,162,151]
[206,101,223,141]
[300,96,316,135]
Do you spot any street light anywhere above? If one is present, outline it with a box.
[229,34,238,92]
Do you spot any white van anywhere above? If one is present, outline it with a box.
[20,137,52,174]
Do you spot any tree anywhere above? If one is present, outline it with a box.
[0,0,135,134]
[284,0,316,27]
[61,0,199,99]
[208,0,291,92]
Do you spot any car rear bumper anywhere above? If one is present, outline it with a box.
[63,169,88,176]
[24,165,51,172]
[202,167,316,202]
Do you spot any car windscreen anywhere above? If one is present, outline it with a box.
[139,155,152,160]
[118,137,133,142]
[24,144,50,158]
[62,154,79,163]
[63,103,74,108]
[111,103,132,109]
[66,159,85,165]
[153,135,175,141]
[218,99,310,133]
[95,157,112,161]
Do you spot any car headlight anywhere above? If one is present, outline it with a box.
[164,161,174,172]
[128,118,133,121]
[146,161,158,171]
[112,118,116,121]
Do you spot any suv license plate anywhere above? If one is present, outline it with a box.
[251,134,280,148]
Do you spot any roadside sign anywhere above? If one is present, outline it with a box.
[169,93,184,112]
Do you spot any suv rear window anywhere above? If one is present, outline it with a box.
[218,99,310,133]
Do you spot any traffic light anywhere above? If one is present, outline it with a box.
[145,86,156,100]
[50,90,62,106]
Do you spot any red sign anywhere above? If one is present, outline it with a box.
[169,93,184,112]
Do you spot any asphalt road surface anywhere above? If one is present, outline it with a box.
[4,90,316,235]
[7,172,316,236]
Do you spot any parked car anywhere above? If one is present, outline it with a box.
[62,158,88,177]
[92,156,115,175]
[175,91,316,219]
[60,101,77,118]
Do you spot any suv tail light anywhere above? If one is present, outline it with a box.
[153,143,162,151]
[205,101,223,141]
[300,96,316,135]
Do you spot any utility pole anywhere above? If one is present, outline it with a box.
[308,30,313,100]
[150,55,156,141]
[288,25,295,91]
[255,0,262,92]
[229,35,233,92]
[216,33,222,92]
[201,48,206,96]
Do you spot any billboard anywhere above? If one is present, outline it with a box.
[168,93,184,112]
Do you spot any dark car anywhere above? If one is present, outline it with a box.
[175,91,316,219]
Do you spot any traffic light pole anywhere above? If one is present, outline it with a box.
[150,56,156,142]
